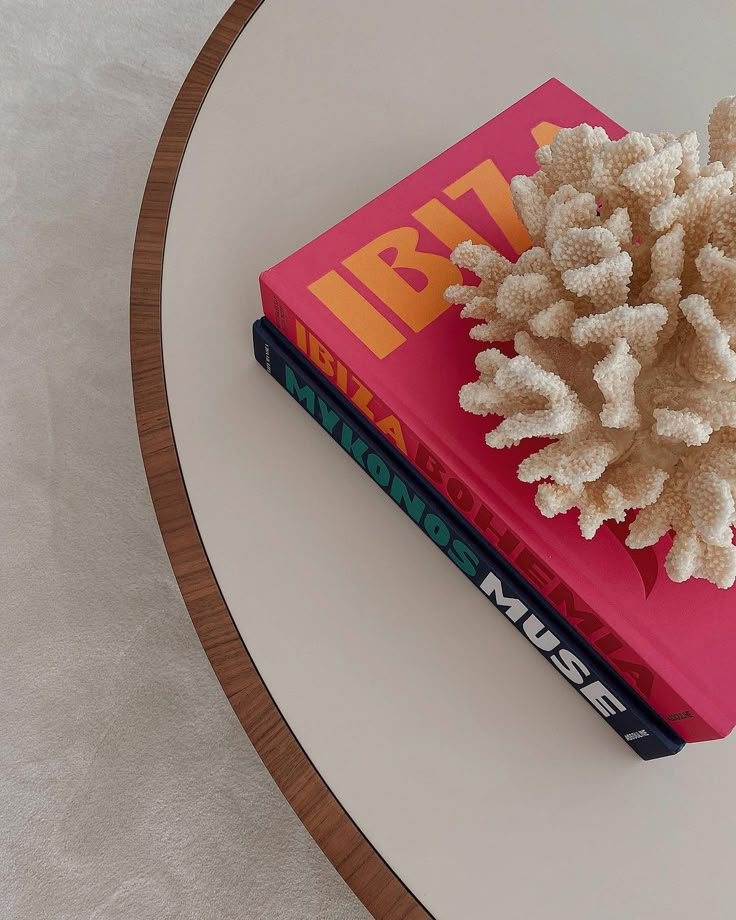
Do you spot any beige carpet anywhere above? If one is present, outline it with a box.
[0,1,370,916]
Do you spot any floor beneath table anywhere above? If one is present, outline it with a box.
[0,2,369,917]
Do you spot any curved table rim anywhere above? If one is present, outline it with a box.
[129,2,432,918]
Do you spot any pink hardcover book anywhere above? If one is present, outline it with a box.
[260,78,736,744]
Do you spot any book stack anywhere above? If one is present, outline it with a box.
[253,79,736,759]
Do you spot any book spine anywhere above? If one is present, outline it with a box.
[253,317,684,761]
[260,278,715,743]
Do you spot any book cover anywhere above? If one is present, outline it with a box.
[259,78,736,744]
[253,317,684,759]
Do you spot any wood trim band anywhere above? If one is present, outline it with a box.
[129,3,432,917]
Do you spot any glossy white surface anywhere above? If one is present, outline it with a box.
[162,2,736,917]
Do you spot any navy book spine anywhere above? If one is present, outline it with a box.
[252,317,684,760]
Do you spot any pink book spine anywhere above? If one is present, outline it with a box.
[260,274,717,743]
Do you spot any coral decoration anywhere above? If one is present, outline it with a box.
[446,99,736,589]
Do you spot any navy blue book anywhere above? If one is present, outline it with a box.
[252,317,684,760]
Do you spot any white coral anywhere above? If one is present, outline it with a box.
[446,98,736,588]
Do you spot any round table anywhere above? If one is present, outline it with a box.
[131,2,736,918]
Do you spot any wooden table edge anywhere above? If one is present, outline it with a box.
[129,2,433,918]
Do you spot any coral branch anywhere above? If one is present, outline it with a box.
[680,293,736,382]
[536,462,668,539]
[593,338,641,429]
[570,302,668,366]
[709,96,736,171]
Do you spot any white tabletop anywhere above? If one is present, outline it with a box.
[161,2,736,917]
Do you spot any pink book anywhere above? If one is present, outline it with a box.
[260,78,736,744]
